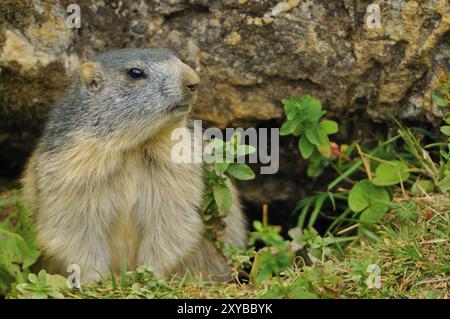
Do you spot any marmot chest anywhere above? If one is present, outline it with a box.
[107,153,204,271]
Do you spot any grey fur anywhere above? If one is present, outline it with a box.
[44,48,190,151]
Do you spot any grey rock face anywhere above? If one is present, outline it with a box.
[0,0,449,214]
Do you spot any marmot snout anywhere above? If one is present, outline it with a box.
[21,48,246,283]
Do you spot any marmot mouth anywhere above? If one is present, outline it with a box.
[168,104,191,114]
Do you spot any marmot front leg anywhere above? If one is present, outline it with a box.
[35,211,111,283]
[135,202,204,278]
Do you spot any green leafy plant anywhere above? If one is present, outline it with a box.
[0,191,40,296]
[371,161,410,186]
[280,95,339,176]
[16,270,68,299]
[282,94,450,236]
[249,219,349,298]
[348,179,390,226]
[201,132,256,243]
[262,262,339,299]
[288,227,353,264]
[222,245,254,280]
[249,220,293,283]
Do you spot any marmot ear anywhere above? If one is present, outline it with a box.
[80,61,104,93]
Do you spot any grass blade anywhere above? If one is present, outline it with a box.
[121,255,127,290]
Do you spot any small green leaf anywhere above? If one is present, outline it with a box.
[291,121,304,136]
[38,270,47,284]
[236,144,256,156]
[301,95,322,110]
[47,274,69,292]
[371,161,410,186]
[214,162,230,175]
[440,126,450,137]
[432,94,449,107]
[301,96,325,122]
[316,134,331,157]
[411,180,435,196]
[319,120,338,135]
[317,127,329,145]
[283,100,297,120]
[213,184,232,213]
[359,204,389,224]
[280,121,294,136]
[299,136,314,159]
[226,163,255,180]
[28,273,38,285]
[348,179,390,213]
[207,138,225,149]
[305,126,321,145]
[282,96,301,109]
[306,160,325,177]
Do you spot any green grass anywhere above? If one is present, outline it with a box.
[335,194,449,298]
[2,189,448,299]
[2,92,447,299]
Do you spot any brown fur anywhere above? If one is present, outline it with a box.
[23,121,247,282]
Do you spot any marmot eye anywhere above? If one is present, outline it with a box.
[128,68,145,79]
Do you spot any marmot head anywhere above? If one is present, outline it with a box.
[77,48,200,137]
[43,49,200,152]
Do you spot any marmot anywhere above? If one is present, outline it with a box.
[21,48,247,283]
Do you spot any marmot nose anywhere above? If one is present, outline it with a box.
[181,64,200,94]
[186,83,198,92]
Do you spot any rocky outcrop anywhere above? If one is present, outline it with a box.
[1,0,449,218]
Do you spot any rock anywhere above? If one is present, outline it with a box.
[1,0,449,219]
